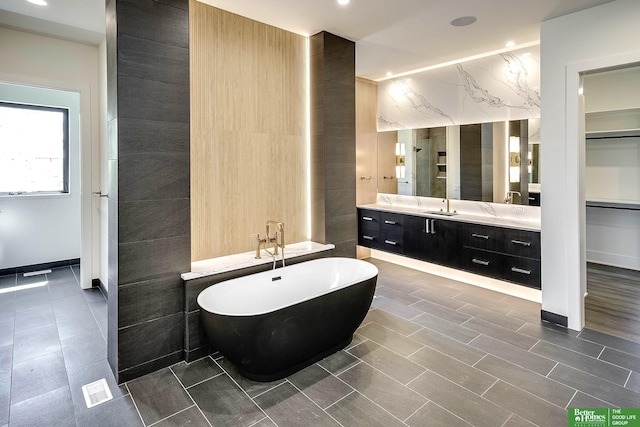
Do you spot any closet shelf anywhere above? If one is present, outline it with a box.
[586,128,640,140]
[586,200,640,211]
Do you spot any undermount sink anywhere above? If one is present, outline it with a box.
[425,210,459,216]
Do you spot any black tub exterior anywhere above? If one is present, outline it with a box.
[199,275,377,381]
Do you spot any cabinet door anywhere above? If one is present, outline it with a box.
[404,215,433,261]
[404,216,458,265]
[431,219,460,268]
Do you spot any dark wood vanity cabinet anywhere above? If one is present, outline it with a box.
[404,215,457,265]
[457,223,541,288]
[358,209,405,255]
[358,208,541,289]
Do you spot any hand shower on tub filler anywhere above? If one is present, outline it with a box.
[253,221,285,269]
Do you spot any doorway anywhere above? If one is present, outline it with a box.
[582,65,640,343]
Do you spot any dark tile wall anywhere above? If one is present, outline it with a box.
[460,124,482,201]
[310,32,356,258]
[481,122,493,202]
[107,0,191,383]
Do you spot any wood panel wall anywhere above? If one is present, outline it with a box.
[190,1,308,260]
[356,78,378,205]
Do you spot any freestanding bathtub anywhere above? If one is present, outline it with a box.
[197,257,378,381]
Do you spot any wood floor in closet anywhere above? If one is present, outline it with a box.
[586,262,640,344]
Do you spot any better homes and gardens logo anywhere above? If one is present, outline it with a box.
[569,408,640,427]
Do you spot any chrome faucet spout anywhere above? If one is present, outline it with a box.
[505,191,522,204]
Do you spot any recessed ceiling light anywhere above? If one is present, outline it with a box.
[337,0,350,5]
[386,71,393,77]
[27,0,47,5]
[505,41,516,47]
[450,16,477,27]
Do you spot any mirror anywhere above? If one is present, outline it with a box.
[377,118,540,205]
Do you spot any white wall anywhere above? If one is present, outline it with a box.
[99,39,109,290]
[0,27,101,288]
[540,0,640,330]
[0,83,80,269]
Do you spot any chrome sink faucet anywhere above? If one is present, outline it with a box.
[505,191,522,204]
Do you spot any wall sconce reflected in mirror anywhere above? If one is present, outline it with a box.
[509,136,520,183]
[395,143,406,179]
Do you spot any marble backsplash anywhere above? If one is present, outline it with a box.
[374,193,540,226]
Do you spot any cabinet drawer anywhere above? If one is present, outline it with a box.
[379,236,404,255]
[460,248,541,288]
[459,224,499,252]
[359,209,381,234]
[461,223,540,260]
[500,228,540,260]
[380,212,404,241]
[502,257,541,289]
[460,248,502,277]
[358,231,380,249]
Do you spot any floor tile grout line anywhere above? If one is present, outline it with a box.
[480,378,500,398]
[472,353,489,368]
[531,339,635,376]
[471,351,582,409]
[528,338,541,351]
[623,370,633,388]
[211,358,273,425]
[180,371,224,390]
[545,362,628,408]
[124,382,146,427]
[246,417,270,427]
[402,400,429,423]
[596,346,606,359]
[146,404,197,427]
[577,330,640,358]
[168,364,214,427]
[323,389,356,411]
[565,390,579,410]
[284,378,349,427]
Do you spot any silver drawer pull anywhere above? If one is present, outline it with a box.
[472,234,489,240]
[511,267,531,275]
[511,240,531,247]
[472,258,490,266]
[528,197,535,201]
[384,220,396,225]
[362,235,374,240]
[362,216,373,221]
[384,240,397,245]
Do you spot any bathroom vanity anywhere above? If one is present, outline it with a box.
[358,205,541,289]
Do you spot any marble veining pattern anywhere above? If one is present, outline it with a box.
[365,194,541,230]
[378,46,540,131]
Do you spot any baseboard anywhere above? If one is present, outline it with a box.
[541,310,568,327]
[0,258,80,277]
[93,278,108,298]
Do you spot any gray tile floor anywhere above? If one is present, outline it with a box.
[2,259,640,426]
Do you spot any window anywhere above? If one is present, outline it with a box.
[0,101,69,195]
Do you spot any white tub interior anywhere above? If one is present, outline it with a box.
[197,257,378,316]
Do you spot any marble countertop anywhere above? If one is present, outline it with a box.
[358,203,541,231]
[182,241,335,281]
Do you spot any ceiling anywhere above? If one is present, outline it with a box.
[0,0,615,80]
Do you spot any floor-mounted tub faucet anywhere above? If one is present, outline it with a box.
[255,221,285,269]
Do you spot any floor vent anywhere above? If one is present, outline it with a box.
[81,378,113,408]
[23,269,51,277]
